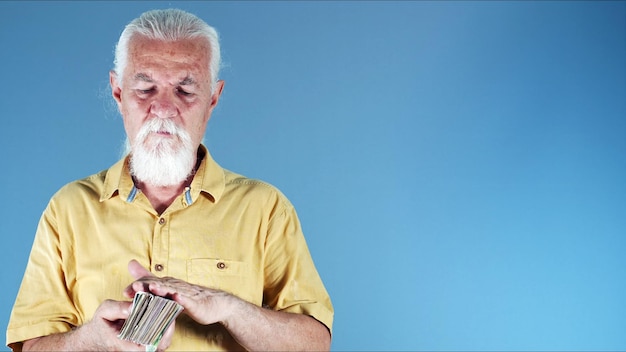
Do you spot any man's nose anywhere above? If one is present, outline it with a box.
[150,93,177,118]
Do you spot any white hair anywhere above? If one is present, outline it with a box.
[113,8,221,90]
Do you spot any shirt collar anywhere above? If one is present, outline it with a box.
[190,144,226,203]
[100,144,225,204]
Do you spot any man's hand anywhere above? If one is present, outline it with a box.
[123,259,330,351]
[22,299,174,351]
[124,260,233,326]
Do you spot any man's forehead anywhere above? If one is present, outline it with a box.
[125,36,211,83]
[128,35,211,61]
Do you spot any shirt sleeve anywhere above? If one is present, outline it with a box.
[6,200,80,351]
[261,200,334,333]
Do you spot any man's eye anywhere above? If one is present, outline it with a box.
[137,88,154,95]
[177,89,192,96]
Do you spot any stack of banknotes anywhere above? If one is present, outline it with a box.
[118,292,184,348]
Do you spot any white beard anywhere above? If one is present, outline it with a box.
[128,118,195,187]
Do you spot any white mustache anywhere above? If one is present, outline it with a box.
[140,119,181,137]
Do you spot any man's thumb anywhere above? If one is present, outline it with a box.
[128,259,154,280]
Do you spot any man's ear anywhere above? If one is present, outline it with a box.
[110,70,122,106]
[207,80,225,116]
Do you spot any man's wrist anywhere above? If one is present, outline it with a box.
[217,293,249,329]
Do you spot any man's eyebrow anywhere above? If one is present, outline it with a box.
[179,76,197,86]
[134,73,154,82]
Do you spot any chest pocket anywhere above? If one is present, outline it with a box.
[187,258,250,298]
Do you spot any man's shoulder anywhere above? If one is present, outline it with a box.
[224,169,273,189]
[52,169,109,202]
[222,169,293,208]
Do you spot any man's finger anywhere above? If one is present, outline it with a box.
[97,299,133,321]
[128,259,154,280]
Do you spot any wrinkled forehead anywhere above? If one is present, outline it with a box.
[125,35,213,83]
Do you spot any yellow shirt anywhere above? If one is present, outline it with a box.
[7,145,333,351]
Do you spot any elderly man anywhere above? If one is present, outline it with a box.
[7,9,333,351]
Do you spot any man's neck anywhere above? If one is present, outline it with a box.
[135,178,191,215]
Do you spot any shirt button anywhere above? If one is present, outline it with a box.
[216,262,226,269]
[158,218,166,225]
[155,264,164,272]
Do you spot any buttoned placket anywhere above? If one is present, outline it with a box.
[125,184,197,275]
[150,187,195,275]
[152,214,169,274]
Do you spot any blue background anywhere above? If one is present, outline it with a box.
[1,1,625,350]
